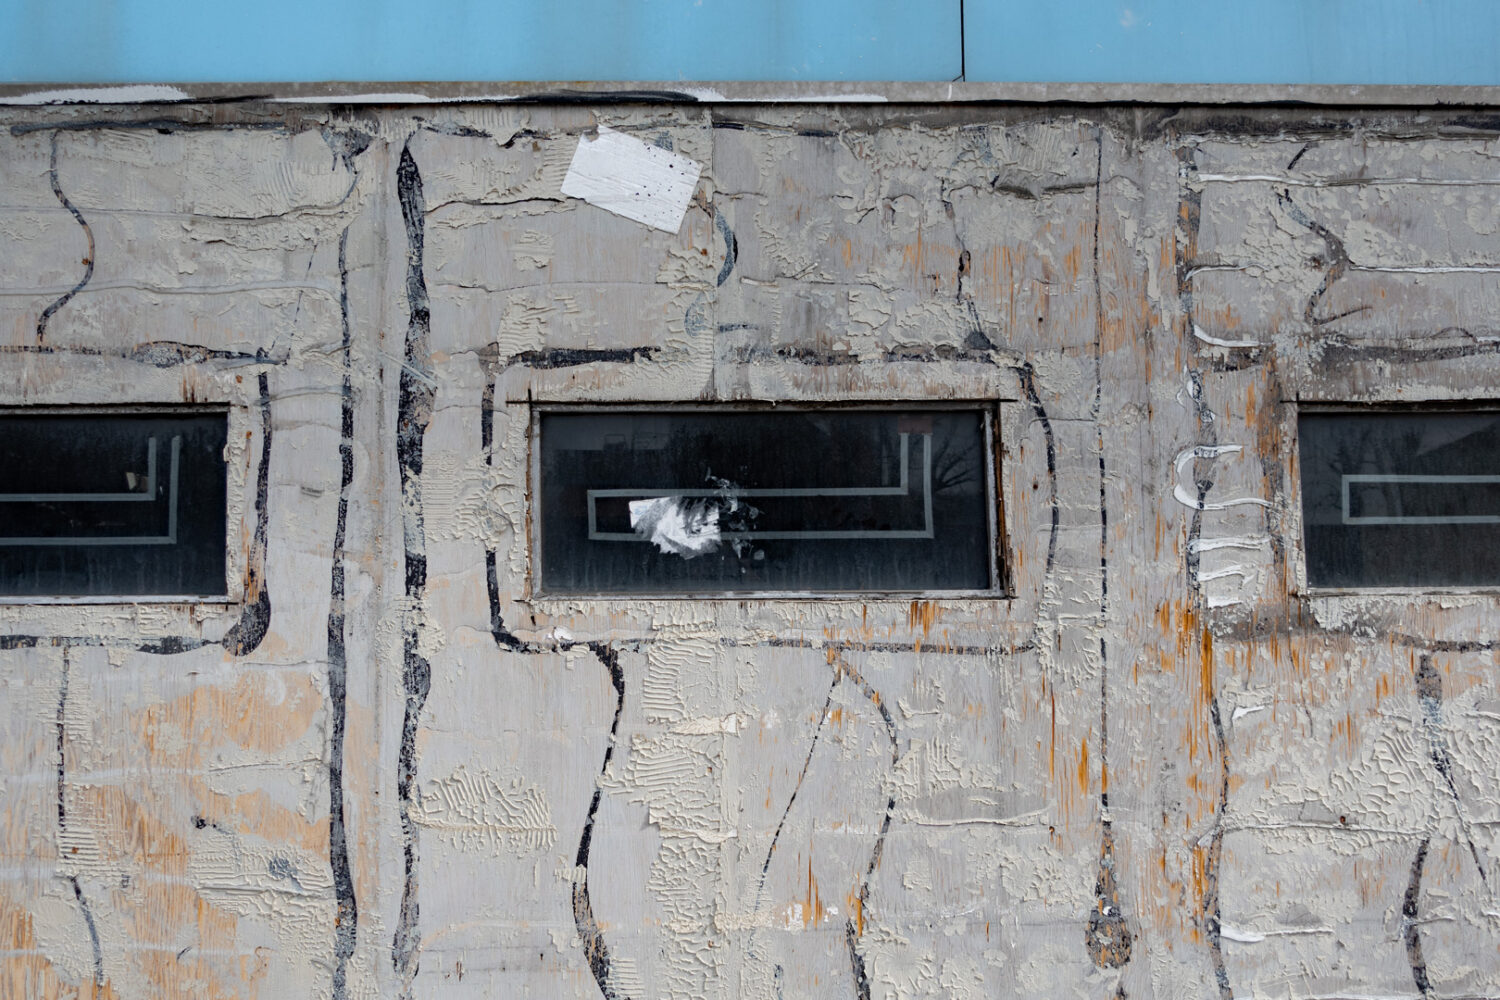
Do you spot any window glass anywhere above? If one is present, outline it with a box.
[1300,410,1500,588]
[538,408,995,594]
[0,411,228,597]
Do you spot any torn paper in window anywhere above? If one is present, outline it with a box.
[629,496,720,558]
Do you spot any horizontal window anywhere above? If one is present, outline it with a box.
[1300,408,1500,588]
[0,410,228,598]
[536,406,999,595]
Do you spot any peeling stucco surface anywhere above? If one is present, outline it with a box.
[1,99,1499,998]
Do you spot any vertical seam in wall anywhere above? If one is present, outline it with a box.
[957,0,967,82]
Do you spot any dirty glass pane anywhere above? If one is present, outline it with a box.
[0,412,228,597]
[1300,410,1500,588]
[538,409,994,594]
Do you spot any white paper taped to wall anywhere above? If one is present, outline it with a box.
[561,125,703,233]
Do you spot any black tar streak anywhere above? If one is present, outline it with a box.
[1015,363,1059,578]
[0,341,284,367]
[392,141,435,999]
[757,673,839,909]
[715,209,738,287]
[1404,837,1434,998]
[829,653,900,1000]
[1084,129,1133,973]
[328,226,359,1000]
[1416,656,1489,884]
[572,642,631,1000]
[36,131,94,344]
[505,346,659,369]
[220,371,273,657]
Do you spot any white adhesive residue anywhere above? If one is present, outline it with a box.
[629,497,720,557]
[1172,445,1274,511]
[1219,925,1266,943]
[561,125,703,233]
[1,85,192,105]
[1189,535,1271,554]
[1193,322,1265,349]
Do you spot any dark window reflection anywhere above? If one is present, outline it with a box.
[1301,410,1500,587]
[0,412,228,597]
[539,409,994,594]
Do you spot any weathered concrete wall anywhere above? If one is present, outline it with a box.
[1,99,1498,999]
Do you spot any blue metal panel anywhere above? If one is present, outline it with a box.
[964,0,1500,85]
[5,0,1498,87]
[0,0,960,83]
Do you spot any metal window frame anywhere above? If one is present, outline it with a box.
[526,399,1010,600]
[1293,400,1500,596]
[0,403,237,604]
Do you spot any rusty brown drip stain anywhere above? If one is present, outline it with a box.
[1078,737,1091,797]
[801,856,823,929]
[1049,690,1056,779]
[907,600,938,637]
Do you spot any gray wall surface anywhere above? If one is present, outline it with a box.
[1,98,1497,999]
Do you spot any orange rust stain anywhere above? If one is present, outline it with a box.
[1187,844,1208,944]
[1077,738,1090,796]
[1049,691,1056,778]
[834,236,853,270]
[907,600,938,637]
[802,856,823,928]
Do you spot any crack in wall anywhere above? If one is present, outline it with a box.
[1086,127,1134,976]
[55,646,104,992]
